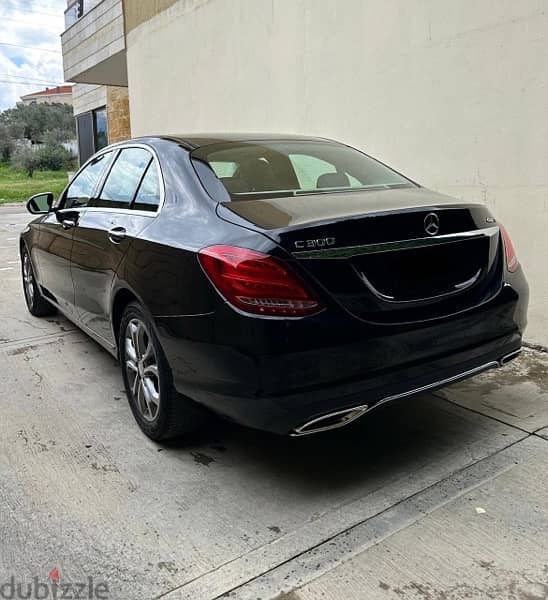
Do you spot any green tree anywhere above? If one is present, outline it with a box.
[0,102,75,144]
[0,125,14,162]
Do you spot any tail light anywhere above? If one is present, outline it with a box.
[198,245,323,317]
[499,224,519,273]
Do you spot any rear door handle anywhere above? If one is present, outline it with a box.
[108,226,127,244]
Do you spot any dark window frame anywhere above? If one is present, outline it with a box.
[92,146,160,212]
[59,143,165,215]
[92,106,108,153]
[61,150,115,210]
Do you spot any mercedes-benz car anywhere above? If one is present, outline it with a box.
[20,134,528,440]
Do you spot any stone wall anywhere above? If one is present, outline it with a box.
[72,83,107,116]
[106,86,131,143]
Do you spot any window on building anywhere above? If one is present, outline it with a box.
[94,148,151,209]
[76,106,109,166]
[76,112,94,165]
[64,0,83,28]
[93,108,108,151]
[64,151,114,209]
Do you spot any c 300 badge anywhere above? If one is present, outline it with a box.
[294,237,336,249]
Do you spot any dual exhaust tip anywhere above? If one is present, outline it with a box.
[291,348,522,437]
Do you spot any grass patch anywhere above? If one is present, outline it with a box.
[0,163,69,205]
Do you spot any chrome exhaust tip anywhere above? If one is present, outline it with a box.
[290,404,369,437]
[291,353,521,437]
[499,348,522,366]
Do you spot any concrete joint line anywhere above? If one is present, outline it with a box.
[524,341,548,354]
[157,434,530,600]
[214,437,533,600]
[432,390,534,436]
[0,329,79,352]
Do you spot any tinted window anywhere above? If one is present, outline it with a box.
[289,154,362,190]
[76,112,94,165]
[64,151,113,209]
[93,108,108,151]
[133,162,161,212]
[191,140,413,201]
[94,147,151,209]
[209,161,238,178]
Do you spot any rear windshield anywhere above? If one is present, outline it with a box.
[191,140,415,202]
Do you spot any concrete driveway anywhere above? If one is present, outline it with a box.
[1,204,547,600]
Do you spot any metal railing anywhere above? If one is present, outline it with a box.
[64,0,83,28]
[64,0,104,28]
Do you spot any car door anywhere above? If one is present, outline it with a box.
[33,151,114,314]
[70,145,162,346]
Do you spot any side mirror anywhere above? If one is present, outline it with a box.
[26,192,54,215]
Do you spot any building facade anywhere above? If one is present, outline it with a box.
[60,0,548,347]
[62,0,131,163]
[20,85,73,105]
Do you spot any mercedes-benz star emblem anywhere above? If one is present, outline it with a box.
[424,212,440,236]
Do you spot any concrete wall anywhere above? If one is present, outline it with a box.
[72,83,107,116]
[123,0,177,34]
[125,0,548,347]
[62,0,127,86]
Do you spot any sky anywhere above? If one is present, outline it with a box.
[0,0,66,110]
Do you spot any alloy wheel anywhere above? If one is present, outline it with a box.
[124,318,161,422]
[23,252,35,306]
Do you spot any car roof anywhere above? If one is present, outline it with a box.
[134,133,334,150]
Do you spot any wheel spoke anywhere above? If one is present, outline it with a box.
[125,337,137,363]
[130,373,141,397]
[137,380,149,417]
[142,379,156,413]
[129,322,141,358]
[143,377,159,403]
[142,339,153,362]
[137,323,148,358]
[143,364,158,379]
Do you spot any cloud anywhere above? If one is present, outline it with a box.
[0,0,66,110]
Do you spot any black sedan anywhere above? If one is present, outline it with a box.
[20,134,528,440]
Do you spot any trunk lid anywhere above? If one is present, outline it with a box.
[217,187,503,324]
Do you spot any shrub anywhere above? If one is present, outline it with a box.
[10,143,72,177]
[0,125,14,162]
[37,143,71,171]
[11,146,40,178]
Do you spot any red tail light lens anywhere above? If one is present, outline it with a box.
[499,224,519,273]
[198,245,323,317]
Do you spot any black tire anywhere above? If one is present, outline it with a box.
[21,246,56,317]
[119,301,205,441]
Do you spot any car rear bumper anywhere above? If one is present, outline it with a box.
[155,272,528,435]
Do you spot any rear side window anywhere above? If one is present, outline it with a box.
[93,147,151,209]
[133,162,161,212]
[64,151,113,209]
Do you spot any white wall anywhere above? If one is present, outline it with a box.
[126,0,548,346]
